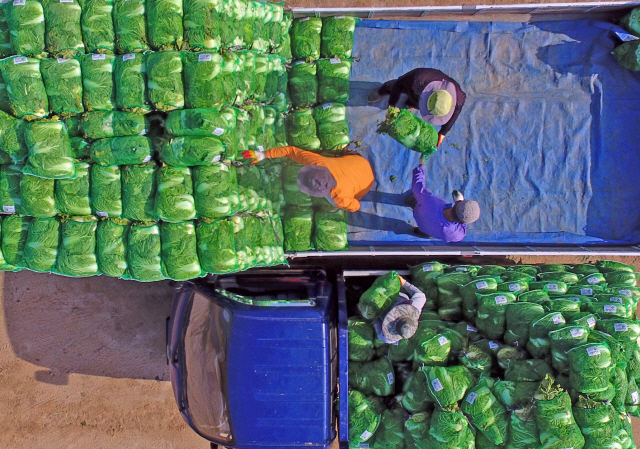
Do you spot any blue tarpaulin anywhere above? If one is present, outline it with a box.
[346,19,640,246]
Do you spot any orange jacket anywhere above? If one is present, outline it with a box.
[265,146,374,212]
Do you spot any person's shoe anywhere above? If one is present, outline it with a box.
[452,190,464,202]
[367,89,383,104]
[413,227,435,239]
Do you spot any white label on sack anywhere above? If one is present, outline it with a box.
[322,103,333,110]
[616,31,640,42]
[359,430,372,442]
[476,280,488,290]
[466,392,477,404]
[358,445,369,449]
[438,336,448,346]
[13,56,28,64]
[57,57,69,63]
[587,346,600,356]
[299,17,310,21]
[456,267,467,272]
[495,295,508,305]
[387,372,394,385]
[257,145,264,152]
[509,283,521,292]
[581,288,593,296]
[60,0,74,3]
[123,53,136,61]
[633,391,639,403]
[614,322,628,332]
[552,314,564,324]
[92,53,106,60]
[142,155,151,163]
[489,341,499,349]
[431,378,443,392]
[547,283,559,291]
[336,15,345,19]
[466,325,477,332]
[12,0,25,6]
[604,305,617,313]
[211,155,221,163]
[294,60,305,65]
[567,296,580,302]
[587,317,596,328]
[2,205,15,213]
[587,275,600,284]
[570,328,584,338]
[96,211,108,217]
[139,129,147,136]
[198,53,212,62]
[212,127,224,136]
[610,296,623,303]
[620,289,632,297]
[330,58,341,64]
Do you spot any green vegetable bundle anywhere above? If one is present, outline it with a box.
[461,377,508,445]
[549,325,589,373]
[193,163,238,220]
[79,53,115,111]
[55,161,91,216]
[121,163,156,221]
[96,217,129,278]
[348,390,380,445]
[378,107,438,156]
[160,221,203,281]
[146,51,184,111]
[0,164,22,213]
[413,329,451,366]
[69,135,90,159]
[505,411,540,449]
[313,208,347,251]
[504,359,553,382]
[78,0,115,54]
[291,17,322,60]
[369,408,406,449]
[461,277,498,321]
[240,1,253,49]
[504,302,545,347]
[0,7,11,59]
[220,50,240,106]
[195,218,237,274]
[90,136,152,165]
[146,0,183,50]
[20,217,59,272]
[534,376,585,449]
[0,111,27,164]
[126,222,164,281]
[1,214,30,267]
[283,206,312,252]
[165,107,233,138]
[91,164,122,217]
[285,109,321,151]
[527,312,566,359]
[161,136,226,167]
[0,56,48,119]
[409,261,445,307]
[288,61,317,108]
[312,103,350,151]
[113,53,149,113]
[82,111,147,138]
[614,41,640,71]
[237,50,254,97]
[183,51,224,109]
[231,214,255,271]
[113,0,148,53]
[573,397,624,449]
[22,120,74,179]
[348,318,374,362]
[435,271,471,321]
[20,174,55,217]
[40,58,83,116]
[357,270,401,321]
[425,365,474,408]
[567,342,613,394]
[183,0,221,51]
[5,0,45,57]
[320,16,356,59]
[153,165,195,222]
[41,0,84,57]
[56,217,99,277]
[317,58,351,104]
[349,357,395,397]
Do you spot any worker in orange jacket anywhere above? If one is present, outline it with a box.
[242,146,374,212]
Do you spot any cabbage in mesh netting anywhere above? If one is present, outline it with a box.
[313,208,347,251]
[121,163,156,222]
[160,221,203,281]
[317,58,351,104]
[79,53,115,112]
[113,0,148,53]
[0,56,48,119]
[567,343,612,394]
[146,51,184,111]
[193,164,238,220]
[285,109,321,152]
[91,164,122,218]
[146,0,183,50]
[5,0,45,57]
[56,217,99,277]
[1,214,30,267]
[425,365,474,408]
[349,357,395,397]
[291,17,322,60]
[82,111,147,139]
[41,0,84,57]
[126,222,165,282]
[20,217,59,273]
[357,270,401,321]
[154,165,196,222]
[55,161,91,216]
[183,51,224,109]
[196,218,238,274]
[461,376,508,445]
[283,206,312,251]
[348,390,380,445]
[320,16,357,59]
[114,53,149,113]
[40,58,84,116]
[377,107,439,157]
[78,0,115,54]
[90,136,152,166]
[20,174,56,218]
[288,61,317,108]
[183,0,221,51]
[312,103,350,151]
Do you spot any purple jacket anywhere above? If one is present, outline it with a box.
[412,166,467,242]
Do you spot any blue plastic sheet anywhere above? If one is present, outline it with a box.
[347,19,640,246]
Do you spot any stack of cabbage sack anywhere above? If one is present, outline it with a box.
[286,17,355,152]
[348,261,640,449]
[614,6,640,71]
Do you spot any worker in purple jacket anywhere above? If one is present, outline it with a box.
[368,68,467,148]
[411,155,480,242]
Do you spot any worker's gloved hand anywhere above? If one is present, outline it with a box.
[437,134,445,147]
[242,150,265,165]
[398,275,406,286]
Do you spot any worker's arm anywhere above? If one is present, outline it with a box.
[411,165,434,202]
[387,75,411,107]
[401,280,427,313]
[265,146,325,166]
[333,194,361,212]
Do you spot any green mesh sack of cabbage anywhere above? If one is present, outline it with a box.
[161,136,226,167]
[5,0,45,57]
[91,136,152,166]
[317,58,351,104]
[146,0,183,50]
[91,164,122,217]
[281,163,311,208]
[79,53,115,111]
[368,408,406,449]
[0,56,48,119]
[231,215,260,271]
[425,365,474,408]
[285,109,321,151]
[614,41,640,71]
[20,217,59,273]
[283,207,312,251]
[165,108,237,158]
[288,61,317,108]
[193,163,238,220]
[153,166,195,222]
[96,218,129,278]
[0,6,12,59]
[435,271,471,321]
[196,218,237,274]
[82,111,147,139]
[534,376,585,449]
[527,312,567,359]
[126,222,165,282]
[313,209,347,251]
[573,397,625,449]
[146,51,184,111]
[460,277,497,322]
[20,174,55,217]
[548,325,589,374]
[159,222,203,281]
[567,342,612,395]
[1,214,30,270]
[40,58,83,116]
[0,112,28,164]
[22,121,75,180]
[121,163,156,221]
[378,107,438,157]
[348,318,375,362]
[505,410,541,449]
[113,53,148,113]
[357,271,401,321]
[461,376,508,445]
[429,406,475,449]
[56,217,99,277]
[0,164,23,214]
[113,0,148,53]
[183,52,224,109]
[41,0,84,57]
[321,16,357,59]
[237,163,270,213]
[410,261,445,309]
[291,17,322,60]
[312,103,350,151]
[183,0,221,51]
[348,390,380,445]
[55,161,91,216]
[349,357,395,397]
[504,302,546,347]
[78,0,115,54]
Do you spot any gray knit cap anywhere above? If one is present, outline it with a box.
[454,200,481,224]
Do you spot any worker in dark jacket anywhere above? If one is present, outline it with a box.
[368,68,467,147]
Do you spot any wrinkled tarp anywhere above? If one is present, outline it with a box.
[347,20,640,246]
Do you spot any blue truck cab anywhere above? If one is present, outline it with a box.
[166,269,343,449]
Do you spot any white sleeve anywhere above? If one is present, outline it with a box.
[402,281,427,313]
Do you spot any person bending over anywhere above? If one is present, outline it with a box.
[374,275,427,344]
